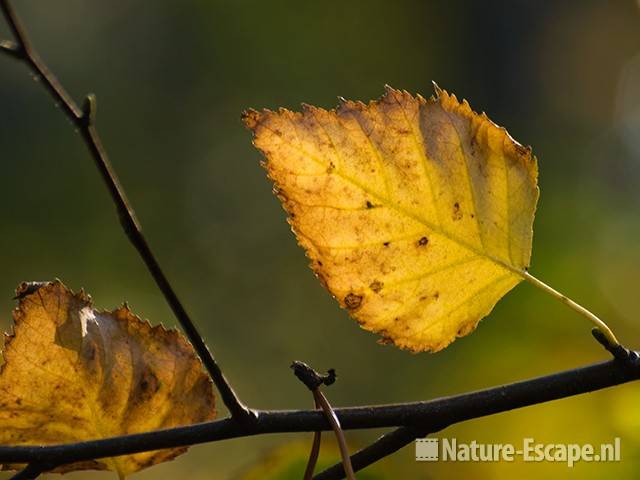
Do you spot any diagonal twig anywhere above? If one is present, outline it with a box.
[9,463,50,480]
[0,0,252,421]
[592,328,640,364]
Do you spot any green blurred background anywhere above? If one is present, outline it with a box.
[1,0,640,478]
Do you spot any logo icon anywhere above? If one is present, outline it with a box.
[416,438,439,462]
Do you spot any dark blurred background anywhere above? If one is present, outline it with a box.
[1,1,640,478]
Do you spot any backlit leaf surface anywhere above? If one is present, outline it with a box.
[244,86,538,351]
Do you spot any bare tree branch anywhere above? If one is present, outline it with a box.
[0,358,634,469]
[314,330,640,479]
[0,0,252,422]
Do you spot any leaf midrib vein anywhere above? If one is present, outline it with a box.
[265,121,523,279]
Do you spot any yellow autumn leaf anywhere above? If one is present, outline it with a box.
[0,281,216,477]
[244,85,539,352]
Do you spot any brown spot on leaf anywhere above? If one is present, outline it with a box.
[344,293,363,310]
[369,280,383,293]
[417,236,429,246]
[139,370,160,397]
[452,202,462,221]
[365,200,374,209]
[514,143,531,157]
[383,241,390,247]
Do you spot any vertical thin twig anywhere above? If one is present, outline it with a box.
[303,397,322,480]
[0,0,252,421]
[313,389,356,480]
[304,431,322,480]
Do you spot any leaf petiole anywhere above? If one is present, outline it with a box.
[521,271,620,348]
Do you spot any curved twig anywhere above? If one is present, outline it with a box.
[303,398,322,480]
[292,362,355,479]
[313,389,356,480]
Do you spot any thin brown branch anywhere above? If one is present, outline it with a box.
[313,390,356,480]
[0,0,252,421]
[293,362,354,478]
[303,397,322,480]
[304,432,322,480]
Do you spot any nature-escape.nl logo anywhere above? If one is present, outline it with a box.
[415,437,621,467]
